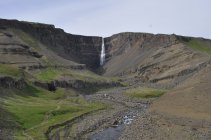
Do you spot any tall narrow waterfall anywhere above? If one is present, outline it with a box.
[100,38,105,65]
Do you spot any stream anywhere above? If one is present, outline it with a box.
[48,87,150,140]
[89,109,144,140]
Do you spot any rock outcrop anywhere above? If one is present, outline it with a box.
[0,76,26,89]
[34,79,121,92]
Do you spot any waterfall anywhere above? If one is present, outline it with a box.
[100,38,105,65]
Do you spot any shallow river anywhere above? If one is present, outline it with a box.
[89,109,141,140]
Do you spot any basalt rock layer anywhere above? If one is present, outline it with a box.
[0,76,26,89]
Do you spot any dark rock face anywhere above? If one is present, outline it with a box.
[0,107,18,140]
[34,79,121,92]
[0,76,26,89]
[0,19,102,69]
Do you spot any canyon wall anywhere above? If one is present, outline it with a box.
[103,32,211,88]
[0,19,102,69]
[1,19,211,89]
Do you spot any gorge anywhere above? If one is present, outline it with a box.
[0,19,211,140]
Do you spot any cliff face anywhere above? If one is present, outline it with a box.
[0,76,26,89]
[0,19,102,69]
[104,32,178,60]
[1,19,211,89]
[103,32,211,88]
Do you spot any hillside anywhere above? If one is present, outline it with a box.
[103,32,211,89]
[0,19,122,140]
[0,19,211,140]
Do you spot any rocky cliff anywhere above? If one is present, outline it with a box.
[0,76,26,89]
[1,19,211,90]
[103,32,211,88]
[0,19,102,69]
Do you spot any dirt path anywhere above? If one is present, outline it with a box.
[22,130,34,140]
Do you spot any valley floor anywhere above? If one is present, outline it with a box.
[1,83,211,140]
[45,86,211,140]
[47,86,152,140]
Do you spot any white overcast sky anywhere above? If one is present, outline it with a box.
[0,0,210,38]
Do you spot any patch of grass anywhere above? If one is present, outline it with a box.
[125,87,166,98]
[34,68,119,83]
[0,64,21,77]
[6,103,54,129]
[2,86,107,139]
[70,70,120,83]
[120,81,129,87]
[3,86,64,129]
[27,102,106,140]
[51,109,79,116]
[35,68,61,82]
[186,39,211,54]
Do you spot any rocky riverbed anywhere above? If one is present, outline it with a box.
[48,87,152,140]
[47,86,211,140]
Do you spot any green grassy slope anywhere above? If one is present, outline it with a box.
[1,86,107,140]
[0,64,21,78]
[0,63,116,139]
[186,38,211,55]
[34,68,117,82]
[124,87,166,98]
